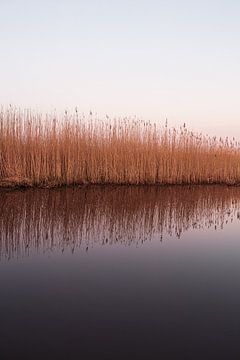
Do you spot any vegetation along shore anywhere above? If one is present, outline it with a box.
[1,107,240,188]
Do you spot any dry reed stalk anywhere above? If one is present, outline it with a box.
[1,107,240,187]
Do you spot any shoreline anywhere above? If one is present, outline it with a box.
[1,180,240,191]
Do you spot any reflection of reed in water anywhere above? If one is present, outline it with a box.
[0,186,240,259]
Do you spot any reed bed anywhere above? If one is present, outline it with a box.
[1,107,240,187]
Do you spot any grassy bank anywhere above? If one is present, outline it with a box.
[1,107,240,187]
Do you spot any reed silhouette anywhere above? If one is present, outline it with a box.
[1,107,240,187]
[1,186,240,259]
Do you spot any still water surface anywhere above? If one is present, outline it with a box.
[1,186,240,359]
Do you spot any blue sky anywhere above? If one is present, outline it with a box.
[1,0,240,136]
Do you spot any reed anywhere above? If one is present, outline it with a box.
[1,107,240,187]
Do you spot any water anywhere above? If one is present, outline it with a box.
[1,186,240,359]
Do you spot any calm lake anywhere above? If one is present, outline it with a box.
[1,186,240,359]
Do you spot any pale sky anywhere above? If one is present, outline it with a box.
[1,0,240,137]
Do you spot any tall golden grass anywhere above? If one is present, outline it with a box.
[1,107,240,187]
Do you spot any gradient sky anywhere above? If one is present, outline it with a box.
[1,0,240,137]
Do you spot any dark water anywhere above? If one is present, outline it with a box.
[1,186,240,360]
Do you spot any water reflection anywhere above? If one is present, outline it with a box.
[0,185,240,259]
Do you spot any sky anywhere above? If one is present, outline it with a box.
[0,0,240,137]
